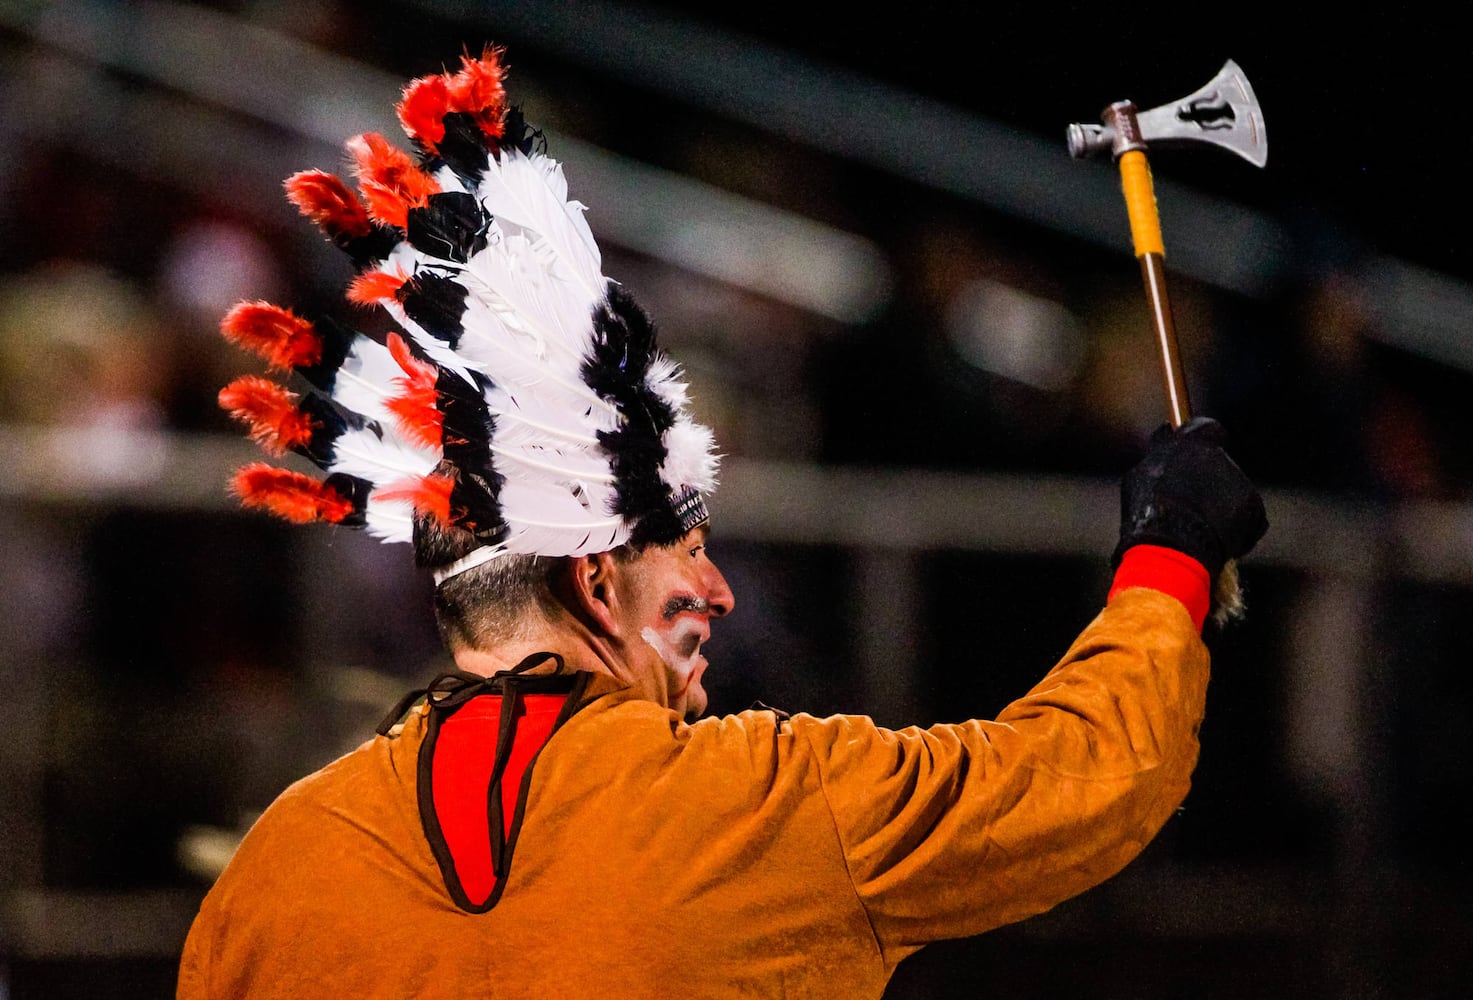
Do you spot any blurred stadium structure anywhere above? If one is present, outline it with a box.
[1,2,1470,997]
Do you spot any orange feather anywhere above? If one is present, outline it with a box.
[232,463,354,524]
[283,170,372,239]
[218,376,316,455]
[384,333,442,448]
[346,268,408,307]
[346,132,441,230]
[448,47,508,140]
[397,74,452,152]
[377,473,454,525]
[219,301,321,370]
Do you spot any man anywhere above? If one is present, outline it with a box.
[180,49,1266,998]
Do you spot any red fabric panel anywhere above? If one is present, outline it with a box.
[431,693,568,906]
[1108,544,1211,631]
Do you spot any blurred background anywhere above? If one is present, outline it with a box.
[2,2,1471,997]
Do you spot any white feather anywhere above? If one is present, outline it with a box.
[363,495,416,543]
[455,292,614,416]
[431,164,469,194]
[490,438,614,484]
[472,148,603,303]
[660,418,720,492]
[496,477,628,556]
[645,355,691,409]
[459,233,606,367]
[329,335,407,424]
[326,426,439,485]
[486,402,601,447]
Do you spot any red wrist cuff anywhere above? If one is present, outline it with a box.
[1109,544,1212,631]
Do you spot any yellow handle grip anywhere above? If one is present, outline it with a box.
[1118,150,1164,258]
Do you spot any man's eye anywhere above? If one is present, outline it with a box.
[689,545,705,558]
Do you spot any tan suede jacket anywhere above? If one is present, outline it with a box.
[178,587,1207,998]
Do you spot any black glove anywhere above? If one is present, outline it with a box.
[1113,417,1268,578]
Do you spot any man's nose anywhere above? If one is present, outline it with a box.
[705,563,735,618]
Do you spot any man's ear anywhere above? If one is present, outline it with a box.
[564,550,625,639]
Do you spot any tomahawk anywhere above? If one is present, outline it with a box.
[1068,59,1266,427]
[1068,60,1267,617]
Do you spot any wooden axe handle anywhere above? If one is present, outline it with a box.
[1118,150,1192,428]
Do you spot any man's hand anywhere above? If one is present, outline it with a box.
[1113,417,1268,578]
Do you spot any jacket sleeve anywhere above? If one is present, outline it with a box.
[176,899,212,999]
[797,586,1209,965]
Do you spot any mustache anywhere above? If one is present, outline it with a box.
[662,595,710,620]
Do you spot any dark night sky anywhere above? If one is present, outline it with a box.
[664,4,1470,283]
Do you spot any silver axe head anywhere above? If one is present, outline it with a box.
[1067,59,1267,167]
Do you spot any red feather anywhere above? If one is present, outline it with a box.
[283,170,372,239]
[232,463,354,524]
[384,333,442,448]
[377,473,454,525]
[218,376,316,455]
[347,268,408,307]
[397,74,451,152]
[346,132,440,230]
[448,47,508,140]
[220,301,321,370]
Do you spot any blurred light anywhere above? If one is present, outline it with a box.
[158,220,282,319]
[65,424,169,485]
[944,279,1084,391]
[563,134,891,323]
[177,824,243,882]
[1365,255,1473,374]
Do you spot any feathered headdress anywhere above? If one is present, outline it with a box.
[219,48,717,582]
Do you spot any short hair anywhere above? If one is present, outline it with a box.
[413,514,563,652]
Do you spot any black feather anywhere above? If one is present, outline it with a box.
[294,391,362,470]
[296,316,357,395]
[324,473,371,527]
[437,369,507,542]
[580,286,681,546]
[407,192,489,264]
[401,271,469,348]
[341,224,402,270]
[499,107,544,159]
[436,111,490,183]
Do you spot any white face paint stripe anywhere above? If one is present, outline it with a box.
[641,622,706,703]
